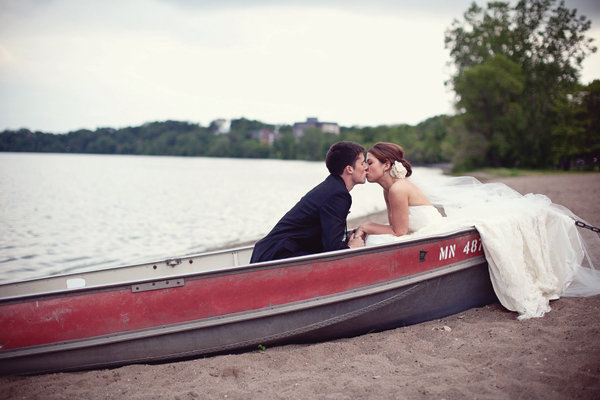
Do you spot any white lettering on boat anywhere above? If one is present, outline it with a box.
[439,244,456,260]
[462,239,482,255]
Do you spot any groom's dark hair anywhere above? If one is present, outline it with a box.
[325,141,365,176]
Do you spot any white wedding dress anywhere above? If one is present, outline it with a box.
[365,205,444,246]
[364,174,600,320]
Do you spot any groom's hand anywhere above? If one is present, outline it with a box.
[347,231,365,248]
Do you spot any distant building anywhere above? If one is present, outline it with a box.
[209,119,231,135]
[251,127,280,146]
[292,117,340,139]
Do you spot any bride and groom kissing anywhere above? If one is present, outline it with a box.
[250,141,442,263]
[251,141,600,320]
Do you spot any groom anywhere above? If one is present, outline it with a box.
[250,141,368,263]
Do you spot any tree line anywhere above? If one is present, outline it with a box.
[0,116,457,166]
[1,0,598,171]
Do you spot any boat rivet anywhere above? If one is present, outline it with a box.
[153,265,157,270]
[189,260,193,264]
[166,281,170,285]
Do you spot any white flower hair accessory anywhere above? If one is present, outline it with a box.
[389,161,407,179]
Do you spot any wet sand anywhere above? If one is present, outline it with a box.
[2,173,599,399]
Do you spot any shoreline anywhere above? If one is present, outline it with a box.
[3,172,600,399]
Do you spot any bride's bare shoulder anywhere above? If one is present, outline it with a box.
[389,180,411,196]
[390,179,428,203]
[391,179,415,189]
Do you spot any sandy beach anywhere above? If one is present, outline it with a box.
[2,173,599,400]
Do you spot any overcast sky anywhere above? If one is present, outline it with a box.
[1,0,598,133]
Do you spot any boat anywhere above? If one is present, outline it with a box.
[0,226,497,375]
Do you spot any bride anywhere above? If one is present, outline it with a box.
[354,142,443,241]
[354,142,600,320]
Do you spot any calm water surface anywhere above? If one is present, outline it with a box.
[0,153,440,283]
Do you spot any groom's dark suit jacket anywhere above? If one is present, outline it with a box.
[250,174,351,263]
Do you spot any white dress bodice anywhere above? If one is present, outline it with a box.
[407,205,444,233]
[364,205,443,247]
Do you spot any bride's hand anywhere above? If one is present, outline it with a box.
[354,226,367,240]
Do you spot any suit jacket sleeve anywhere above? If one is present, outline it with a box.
[319,191,351,252]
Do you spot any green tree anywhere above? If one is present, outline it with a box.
[297,128,326,160]
[415,115,454,164]
[445,0,596,168]
[174,131,203,156]
[454,54,526,167]
[35,132,66,153]
[206,135,231,157]
[65,129,97,152]
[86,132,117,154]
[0,129,36,152]
[552,80,600,170]
[382,124,419,160]
[273,131,297,159]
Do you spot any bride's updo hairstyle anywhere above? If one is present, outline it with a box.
[368,142,412,178]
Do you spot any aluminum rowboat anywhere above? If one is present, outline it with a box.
[0,227,497,375]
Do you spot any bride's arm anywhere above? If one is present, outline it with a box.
[387,185,410,235]
[384,191,392,224]
[358,186,409,237]
[356,221,395,236]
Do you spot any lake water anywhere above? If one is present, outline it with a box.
[0,153,441,283]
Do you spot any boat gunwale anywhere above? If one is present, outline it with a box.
[0,226,480,303]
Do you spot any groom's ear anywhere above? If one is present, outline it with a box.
[343,164,354,175]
